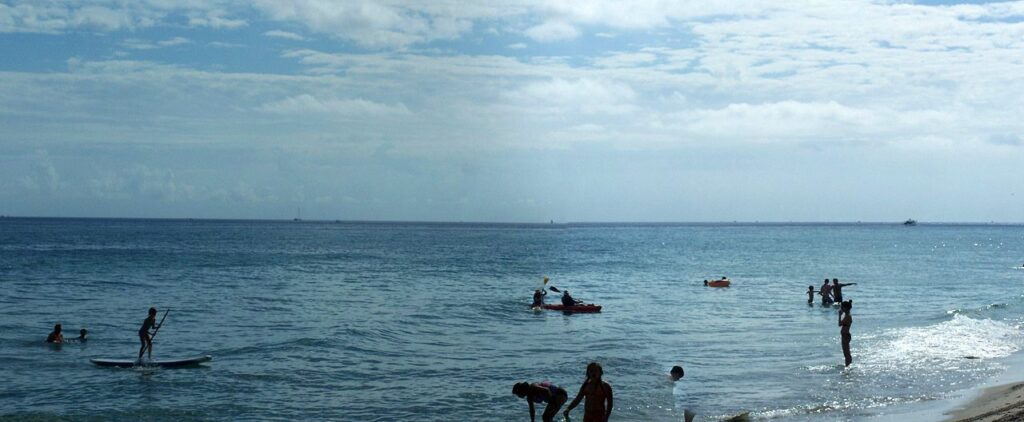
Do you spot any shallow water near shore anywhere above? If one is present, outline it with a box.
[2,218,1023,421]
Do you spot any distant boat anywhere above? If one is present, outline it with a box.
[903,219,917,226]
[293,207,302,222]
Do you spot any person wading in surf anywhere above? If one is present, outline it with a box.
[839,300,853,366]
[831,278,856,303]
[564,362,614,422]
[819,279,833,305]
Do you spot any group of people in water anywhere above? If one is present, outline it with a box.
[809,278,856,305]
[513,362,614,422]
[45,323,88,344]
[807,278,856,367]
[45,307,163,364]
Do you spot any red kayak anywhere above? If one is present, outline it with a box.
[541,304,602,313]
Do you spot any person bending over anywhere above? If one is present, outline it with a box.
[513,381,568,422]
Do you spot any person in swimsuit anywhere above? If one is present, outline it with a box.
[564,362,613,422]
[832,278,856,303]
[532,289,547,307]
[819,279,832,305]
[839,300,853,366]
[513,381,568,422]
[138,307,160,362]
[46,323,64,343]
[807,285,815,305]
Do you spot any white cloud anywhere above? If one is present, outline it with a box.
[524,20,579,42]
[507,42,527,49]
[121,37,191,50]
[505,77,638,115]
[264,29,306,40]
[258,94,411,117]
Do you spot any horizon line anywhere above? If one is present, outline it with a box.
[1,215,1022,226]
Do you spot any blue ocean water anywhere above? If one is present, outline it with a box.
[1,218,1023,421]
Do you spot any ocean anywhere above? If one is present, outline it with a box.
[1,218,1023,421]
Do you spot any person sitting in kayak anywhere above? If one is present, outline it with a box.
[138,307,160,362]
[513,381,568,422]
[561,290,581,306]
[532,289,547,307]
[46,323,64,343]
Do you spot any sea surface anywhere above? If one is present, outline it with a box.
[2,218,1023,421]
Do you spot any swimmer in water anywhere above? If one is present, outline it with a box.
[46,323,64,343]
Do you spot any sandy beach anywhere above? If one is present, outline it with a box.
[948,382,1024,422]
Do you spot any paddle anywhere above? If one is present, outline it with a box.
[144,309,170,355]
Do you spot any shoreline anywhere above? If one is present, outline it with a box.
[945,382,1024,422]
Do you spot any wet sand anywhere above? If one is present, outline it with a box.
[948,382,1024,422]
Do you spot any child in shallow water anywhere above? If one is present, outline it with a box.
[513,381,568,422]
[564,362,613,422]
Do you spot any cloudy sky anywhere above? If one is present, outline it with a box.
[1,0,1022,222]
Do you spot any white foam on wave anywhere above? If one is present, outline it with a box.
[862,315,1022,369]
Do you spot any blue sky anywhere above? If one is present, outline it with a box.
[1,0,1022,222]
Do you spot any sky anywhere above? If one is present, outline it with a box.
[1,0,1022,222]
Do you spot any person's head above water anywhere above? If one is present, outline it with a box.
[833,278,839,283]
[512,382,530,398]
[586,362,604,381]
[53,323,62,333]
[148,307,157,316]
[823,278,830,284]
[670,365,684,381]
[842,300,853,310]
[79,328,88,339]
[808,285,814,291]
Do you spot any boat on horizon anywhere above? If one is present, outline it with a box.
[903,219,917,226]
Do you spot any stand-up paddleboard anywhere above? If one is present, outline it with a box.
[91,355,212,368]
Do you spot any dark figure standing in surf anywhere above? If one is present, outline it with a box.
[839,300,853,366]
[831,278,856,303]
[138,307,160,362]
[564,362,613,422]
[820,279,833,305]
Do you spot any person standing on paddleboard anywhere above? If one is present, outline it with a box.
[138,307,161,362]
